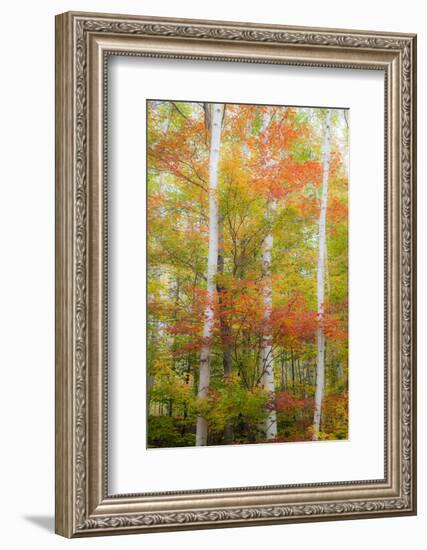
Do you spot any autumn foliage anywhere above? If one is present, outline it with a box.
[147,101,349,448]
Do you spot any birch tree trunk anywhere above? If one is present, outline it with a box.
[312,109,332,441]
[258,108,284,440]
[196,103,224,446]
[260,199,277,440]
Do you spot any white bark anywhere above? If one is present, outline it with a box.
[258,108,283,440]
[196,103,224,446]
[260,200,277,439]
[313,109,332,441]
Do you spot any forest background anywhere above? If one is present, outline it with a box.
[147,100,349,448]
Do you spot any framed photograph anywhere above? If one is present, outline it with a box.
[55,11,417,537]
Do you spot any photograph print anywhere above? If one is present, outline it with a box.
[147,100,349,449]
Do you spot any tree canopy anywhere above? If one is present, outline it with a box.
[147,100,348,448]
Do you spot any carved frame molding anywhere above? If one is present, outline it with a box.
[55,11,416,537]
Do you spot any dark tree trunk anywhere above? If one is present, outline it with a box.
[280,351,287,390]
[217,215,234,444]
[291,349,295,393]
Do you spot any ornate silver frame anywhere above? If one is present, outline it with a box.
[55,11,417,537]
